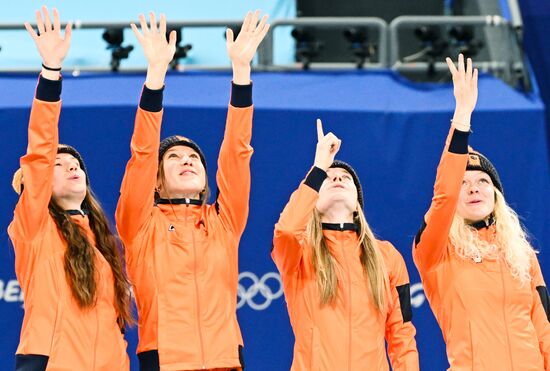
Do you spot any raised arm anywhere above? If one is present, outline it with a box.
[214,11,269,236]
[116,13,176,244]
[9,6,71,241]
[413,54,477,273]
[272,120,340,275]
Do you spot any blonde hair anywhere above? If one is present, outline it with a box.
[306,207,387,310]
[449,188,536,284]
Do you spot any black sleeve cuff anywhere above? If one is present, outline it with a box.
[304,166,327,192]
[139,85,164,112]
[448,128,470,154]
[230,82,252,108]
[36,75,62,102]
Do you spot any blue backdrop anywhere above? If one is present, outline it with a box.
[0,71,548,370]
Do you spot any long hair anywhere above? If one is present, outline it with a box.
[49,188,134,328]
[306,207,387,310]
[156,154,210,204]
[449,188,536,284]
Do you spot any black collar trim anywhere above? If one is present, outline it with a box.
[322,223,358,231]
[470,215,495,230]
[66,209,89,216]
[155,198,203,206]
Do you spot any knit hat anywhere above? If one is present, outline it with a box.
[12,144,88,195]
[467,147,503,194]
[329,160,364,209]
[159,135,207,172]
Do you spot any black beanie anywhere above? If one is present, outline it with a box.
[57,144,89,185]
[159,135,207,172]
[329,160,364,209]
[467,147,503,194]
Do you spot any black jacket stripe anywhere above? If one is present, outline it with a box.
[537,285,550,322]
[414,221,427,247]
[137,350,159,371]
[15,354,49,371]
[396,283,413,323]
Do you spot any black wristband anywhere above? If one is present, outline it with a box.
[448,128,470,154]
[139,85,164,112]
[230,82,253,108]
[42,63,62,72]
[304,166,328,192]
[36,75,62,102]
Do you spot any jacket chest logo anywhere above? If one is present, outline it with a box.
[168,224,176,232]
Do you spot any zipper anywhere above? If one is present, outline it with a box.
[189,202,206,369]
[342,233,352,371]
[92,271,99,370]
[93,311,98,370]
[499,258,514,370]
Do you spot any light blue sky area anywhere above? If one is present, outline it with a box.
[0,0,296,69]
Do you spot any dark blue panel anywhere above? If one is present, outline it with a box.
[0,71,548,371]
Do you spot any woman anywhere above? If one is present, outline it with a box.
[271,120,419,370]
[413,54,550,370]
[115,11,269,371]
[9,7,132,371]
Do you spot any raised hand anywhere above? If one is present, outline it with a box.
[131,12,177,89]
[226,10,270,84]
[314,119,341,171]
[446,54,478,130]
[25,6,72,79]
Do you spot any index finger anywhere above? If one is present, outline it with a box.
[138,14,149,35]
[316,118,324,141]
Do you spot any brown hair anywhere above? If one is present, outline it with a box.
[49,188,134,328]
[307,207,387,310]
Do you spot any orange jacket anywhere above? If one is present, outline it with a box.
[116,84,253,370]
[7,77,129,371]
[413,126,550,370]
[272,167,419,371]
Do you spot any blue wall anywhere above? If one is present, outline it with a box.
[0,70,548,370]
[519,0,550,127]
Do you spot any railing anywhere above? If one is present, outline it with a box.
[0,15,530,89]
[257,17,388,69]
[387,15,528,90]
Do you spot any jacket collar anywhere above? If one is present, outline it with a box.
[322,223,358,232]
[155,198,203,206]
[469,215,495,230]
[65,209,89,216]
